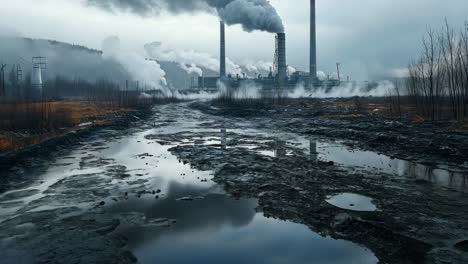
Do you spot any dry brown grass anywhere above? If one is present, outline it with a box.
[0,102,130,127]
[320,114,367,119]
[412,115,427,124]
[0,133,62,154]
[0,101,132,153]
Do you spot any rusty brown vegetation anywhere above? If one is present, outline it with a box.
[0,101,133,153]
[0,74,181,153]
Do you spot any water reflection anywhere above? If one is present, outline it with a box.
[131,213,378,264]
[100,131,377,264]
[406,163,467,190]
[110,181,377,264]
[274,140,287,158]
[326,193,377,212]
[0,104,381,264]
[310,140,318,161]
[316,142,468,192]
[108,181,257,250]
[221,128,227,149]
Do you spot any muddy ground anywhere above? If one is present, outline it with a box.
[165,101,468,263]
[198,99,468,166]
[0,100,467,264]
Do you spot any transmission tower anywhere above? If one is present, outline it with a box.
[16,64,23,83]
[0,63,7,97]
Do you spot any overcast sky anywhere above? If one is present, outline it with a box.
[1,0,467,80]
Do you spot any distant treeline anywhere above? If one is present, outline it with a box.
[0,72,123,103]
[0,70,156,106]
[405,20,468,121]
[0,73,174,135]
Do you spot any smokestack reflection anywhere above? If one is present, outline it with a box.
[310,140,318,161]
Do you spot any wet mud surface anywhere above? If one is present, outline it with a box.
[195,100,468,167]
[0,101,467,263]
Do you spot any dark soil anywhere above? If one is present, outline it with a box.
[1,100,467,264]
[194,99,468,166]
[164,130,468,264]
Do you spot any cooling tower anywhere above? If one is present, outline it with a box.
[220,21,226,79]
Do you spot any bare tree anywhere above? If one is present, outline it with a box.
[407,20,468,122]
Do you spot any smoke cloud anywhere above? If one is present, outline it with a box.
[88,0,284,33]
[241,59,272,73]
[170,79,397,100]
[102,36,168,93]
[144,41,243,76]
[288,80,396,99]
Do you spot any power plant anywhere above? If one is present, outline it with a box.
[196,0,339,93]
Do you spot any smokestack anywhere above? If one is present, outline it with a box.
[220,21,226,79]
[277,33,287,84]
[310,0,317,79]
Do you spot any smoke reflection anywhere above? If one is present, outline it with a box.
[108,181,257,249]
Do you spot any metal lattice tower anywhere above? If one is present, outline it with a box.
[16,64,23,83]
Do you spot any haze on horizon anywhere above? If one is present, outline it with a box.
[1,0,468,81]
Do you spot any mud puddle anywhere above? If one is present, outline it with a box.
[124,211,377,264]
[326,193,378,212]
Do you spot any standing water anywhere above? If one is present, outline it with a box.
[0,104,378,263]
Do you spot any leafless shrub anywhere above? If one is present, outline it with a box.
[408,20,468,122]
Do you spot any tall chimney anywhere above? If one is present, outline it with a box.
[310,0,317,79]
[277,33,287,84]
[220,21,226,79]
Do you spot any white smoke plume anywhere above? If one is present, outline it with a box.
[144,41,243,76]
[88,0,284,33]
[233,80,262,98]
[171,79,396,100]
[217,79,262,99]
[174,90,219,100]
[241,59,272,73]
[102,36,168,93]
[179,62,203,76]
[288,80,396,99]
[170,80,261,100]
[317,71,327,81]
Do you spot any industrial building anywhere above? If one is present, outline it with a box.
[196,0,340,93]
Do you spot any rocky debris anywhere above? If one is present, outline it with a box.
[0,207,136,264]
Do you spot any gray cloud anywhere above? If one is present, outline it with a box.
[2,0,468,81]
[87,0,284,33]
